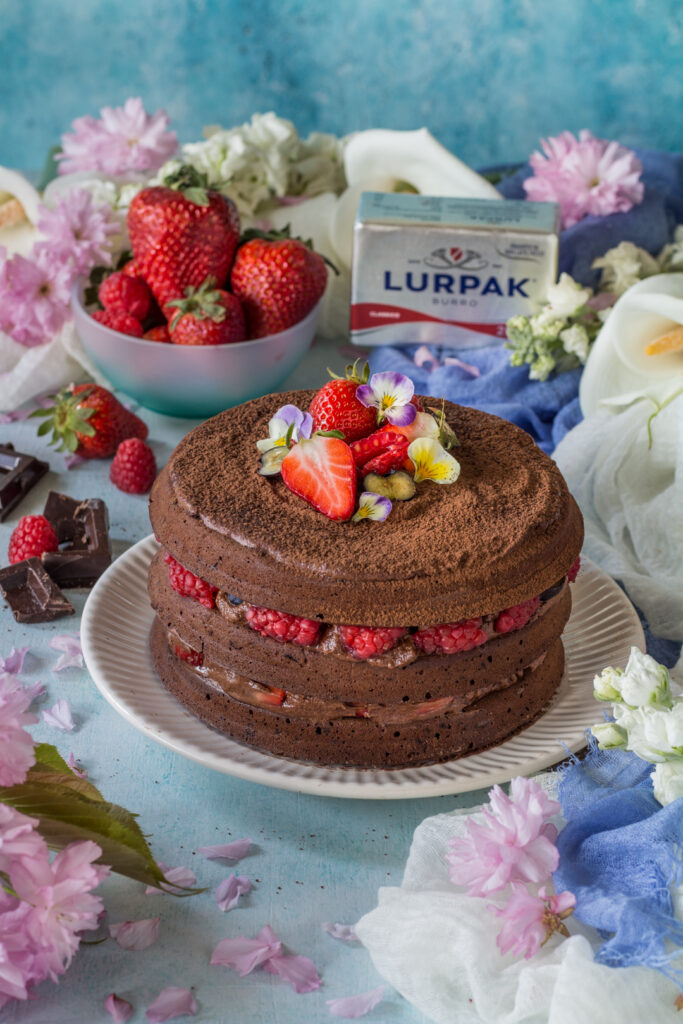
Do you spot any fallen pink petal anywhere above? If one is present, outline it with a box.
[0,646,29,675]
[49,632,84,671]
[67,751,88,778]
[145,986,197,1022]
[443,355,481,377]
[214,874,251,912]
[64,453,86,469]
[263,952,321,993]
[326,986,386,1018]
[322,922,359,943]
[42,698,75,731]
[146,862,197,894]
[110,917,161,950]
[413,344,439,371]
[198,837,251,861]
[105,993,134,1022]
[210,925,281,976]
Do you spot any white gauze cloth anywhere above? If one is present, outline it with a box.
[0,321,104,411]
[553,393,683,640]
[355,804,682,1024]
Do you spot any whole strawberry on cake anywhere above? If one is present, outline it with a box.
[148,366,583,768]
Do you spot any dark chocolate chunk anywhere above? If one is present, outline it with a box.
[0,443,49,521]
[0,558,74,623]
[42,491,111,588]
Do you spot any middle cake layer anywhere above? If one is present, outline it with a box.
[148,549,572,705]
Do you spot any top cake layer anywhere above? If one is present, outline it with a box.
[149,390,583,627]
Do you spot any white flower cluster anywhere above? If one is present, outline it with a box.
[156,112,347,219]
[591,648,683,806]
[592,228,683,297]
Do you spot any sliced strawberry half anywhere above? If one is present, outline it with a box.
[281,434,357,521]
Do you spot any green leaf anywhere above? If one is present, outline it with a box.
[0,779,200,892]
[315,429,346,439]
[37,144,61,191]
[183,187,209,207]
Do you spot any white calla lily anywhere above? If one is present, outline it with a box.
[0,166,43,257]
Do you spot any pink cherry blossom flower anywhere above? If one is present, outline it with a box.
[57,98,178,177]
[262,952,321,993]
[0,806,44,874]
[36,192,118,276]
[446,776,561,896]
[210,924,282,976]
[0,892,41,1008]
[327,986,386,1018]
[197,837,251,861]
[49,633,83,672]
[42,698,75,732]
[0,247,73,347]
[523,130,644,229]
[0,675,38,786]
[214,874,251,912]
[145,861,196,895]
[146,986,197,1022]
[109,917,160,950]
[105,993,134,1022]
[10,840,108,980]
[493,883,576,959]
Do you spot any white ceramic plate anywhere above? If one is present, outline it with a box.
[82,536,644,799]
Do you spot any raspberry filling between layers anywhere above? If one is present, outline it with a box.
[168,627,549,726]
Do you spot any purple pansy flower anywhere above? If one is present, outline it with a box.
[352,492,392,523]
[256,404,314,453]
[356,371,417,426]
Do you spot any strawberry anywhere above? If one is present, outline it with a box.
[144,324,171,342]
[91,308,144,337]
[121,259,141,277]
[167,277,246,346]
[110,438,157,494]
[32,384,148,458]
[231,230,327,338]
[98,271,152,321]
[280,434,357,521]
[127,165,240,316]
[309,362,377,442]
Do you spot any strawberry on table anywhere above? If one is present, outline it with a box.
[309,362,377,442]
[32,384,148,458]
[280,433,357,522]
[231,228,328,338]
[127,165,240,316]
[167,277,246,345]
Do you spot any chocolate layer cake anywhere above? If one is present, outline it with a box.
[148,390,583,768]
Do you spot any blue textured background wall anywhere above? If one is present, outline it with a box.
[1,0,681,171]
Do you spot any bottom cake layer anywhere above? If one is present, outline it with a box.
[150,616,566,768]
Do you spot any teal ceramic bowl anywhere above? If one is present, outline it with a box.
[71,282,320,419]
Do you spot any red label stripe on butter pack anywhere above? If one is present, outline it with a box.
[350,303,508,337]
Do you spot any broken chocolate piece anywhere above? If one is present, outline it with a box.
[0,557,74,623]
[0,443,49,521]
[42,491,111,588]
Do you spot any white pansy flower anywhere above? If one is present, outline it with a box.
[559,323,591,364]
[545,273,592,319]
[652,762,683,806]
[620,647,672,709]
[592,241,660,296]
[593,666,625,703]
[591,721,628,750]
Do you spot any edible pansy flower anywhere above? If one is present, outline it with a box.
[356,371,417,427]
[256,404,313,453]
[407,437,460,484]
[352,491,392,523]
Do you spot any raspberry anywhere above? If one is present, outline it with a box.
[493,596,540,635]
[245,605,320,646]
[339,625,407,659]
[110,438,157,494]
[91,308,144,337]
[413,618,487,655]
[8,515,59,564]
[164,552,217,608]
[174,644,204,667]
[99,270,152,320]
[567,556,581,583]
[144,324,171,342]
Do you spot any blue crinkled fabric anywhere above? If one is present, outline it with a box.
[554,741,683,984]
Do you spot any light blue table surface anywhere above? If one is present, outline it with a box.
[1,335,489,1024]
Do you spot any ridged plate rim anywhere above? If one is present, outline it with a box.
[81,536,644,799]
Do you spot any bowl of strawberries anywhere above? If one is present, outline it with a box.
[71,167,327,419]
